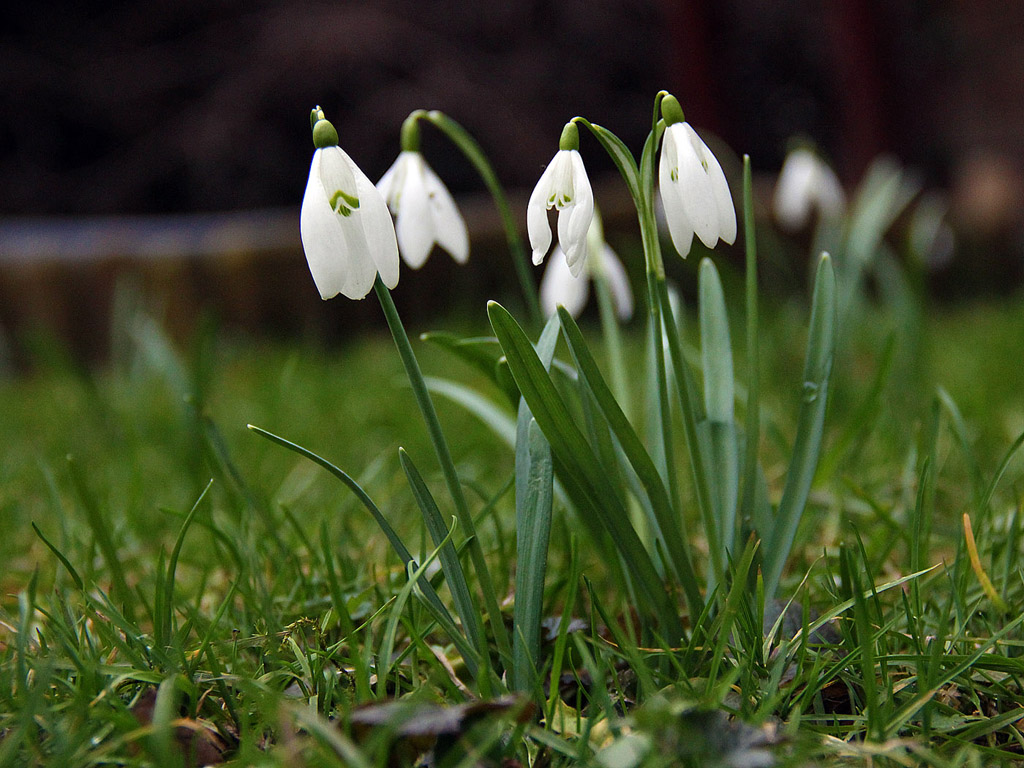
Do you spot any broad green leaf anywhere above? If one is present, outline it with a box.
[557,306,703,616]
[699,258,734,423]
[513,313,559,696]
[657,280,717,581]
[698,257,739,562]
[696,420,739,568]
[488,301,683,641]
[512,418,554,697]
[638,121,665,203]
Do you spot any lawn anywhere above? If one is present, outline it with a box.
[3,272,1024,766]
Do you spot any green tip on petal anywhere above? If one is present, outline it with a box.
[312,114,339,149]
[400,114,421,152]
[559,121,580,151]
[661,94,685,126]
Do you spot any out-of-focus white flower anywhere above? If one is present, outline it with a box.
[773,147,846,231]
[300,108,399,300]
[540,211,633,320]
[658,96,736,259]
[377,150,469,268]
[528,122,594,276]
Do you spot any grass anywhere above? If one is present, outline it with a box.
[3,285,1024,766]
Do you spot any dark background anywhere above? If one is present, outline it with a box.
[1,0,1022,358]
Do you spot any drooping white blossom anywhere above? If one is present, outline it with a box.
[527,145,594,277]
[300,111,399,300]
[658,120,736,259]
[773,147,846,231]
[377,150,469,268]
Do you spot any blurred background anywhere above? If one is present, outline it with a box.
[1,0,1023,363]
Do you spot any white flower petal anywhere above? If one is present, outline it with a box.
[322,147,384,298]
[300,149,378,299]
[317,145,360,207]
[658,128,696,258]
[351,158,400,290]
[703,145,736,245]
[773,150,817,230]
[659,170,696,259]
[424,162,469,263]
[563,151,594,273]
[558,208,586,278]
[527,158,558,264]
[676,124,719,247]
[301,153,348,299]
[376,153,405,206]
[540,246,589,318]
[395,156,434,269]
[773,149,846,230]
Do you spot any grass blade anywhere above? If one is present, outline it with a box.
[30,523,83,591]
[763,253,837,600]
[398,447,484,669]
[246,424,455,628]
[377,516,460,696]
[157,479,213,648]
[66,455,131,609]
[374,279,513,668]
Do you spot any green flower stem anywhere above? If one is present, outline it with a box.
[634,115,721,588]
[414,110,542,327]
[740,156,762,528]
[373,277,513,669]
[575,112,717,589]
[643,249,682,513]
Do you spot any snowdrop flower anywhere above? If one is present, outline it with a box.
[377,138,469,268]
[658,95,736,258]
[300,107,399,300]
[527,121,594,277]
[540,210,633,320]
[773,146,846,231]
